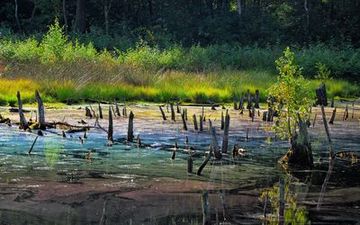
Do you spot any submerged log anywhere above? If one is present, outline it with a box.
[28,136,38,155]
[127,111,134,142]
[16,91,28,130]
[279,115,313,168]
[35,90,46,130]
[159,106,167,121]
[221,110,230,153]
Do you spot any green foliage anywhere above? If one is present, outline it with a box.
[260,179,310,225]
[39,20,68,63]
[315,62,332,82]
[269,47,314,139]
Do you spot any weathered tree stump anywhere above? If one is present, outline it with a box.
[181,112,187,131]
[122,105,127,117]
[199,115,203,132]
[159,106,167,120]
[35,90,46,130]
[176,103,181,113]
[221,110,230,153]
[170,103,175,121]
[221,111,224,130]
[115,101,121,117]
[187,156,193,173]
[279,115,313,169]
[127,111,134,142]
[329,108,336,124]
[343,105,349,121]
[107,108,113,144]
[193,114,198,131]
[209,120,222,160]
[197,146,212,176]
[16,91,28,130]
[233,101,238,110]
[98,103,103,119]
[85,107,92,118]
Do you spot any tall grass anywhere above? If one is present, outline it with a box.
[0,21,359,105]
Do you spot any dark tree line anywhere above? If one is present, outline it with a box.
[1,0,360,47]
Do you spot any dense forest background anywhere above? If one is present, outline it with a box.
[1,0,360,49]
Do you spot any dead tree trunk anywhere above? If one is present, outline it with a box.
[209,120,222,160]
[343,105,349,121]
[35,90,46,130]
[221,111,224,130]
[199,115,203,132]
[221,110,230,153]
[127,111,134,142]
[115,101,120,116]
[159,106,167,120]
[197,146,212,176]
[98,103,103,119]
[108,107,113,143]
[279,115,313,168]
[329,108,336,124]
[193,114,198,131]
[16,91,28,130]
[170,103,175,121]
[181,112,187,131]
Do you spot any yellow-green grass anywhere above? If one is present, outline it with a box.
[0,68,358,106]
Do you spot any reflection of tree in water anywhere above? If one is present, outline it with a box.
[259,177,310,225]
[44,139,62,167]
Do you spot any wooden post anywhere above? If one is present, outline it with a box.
[279,178,285,225]
[170,103,175,121]
[115,101,121,117]
[108,107,113,143]
[199,115,203,132]
[98,103,103,119]
[193,114,198,131]
[254,89,260,108]
[35,90,46,130]
[329,108,336,124]
[181,112,187,131]
[221,110,230,153]
[159,106,167,121]
[127,111,134,142]
[16,91,28,130]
